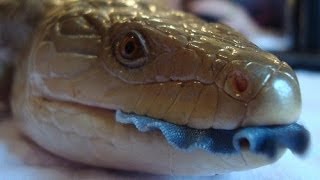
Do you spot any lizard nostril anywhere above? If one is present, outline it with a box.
[238,138,251,151]
[229,70,249,93]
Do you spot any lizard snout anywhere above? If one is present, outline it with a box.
[215,60,301,128]
[243,63,302,126]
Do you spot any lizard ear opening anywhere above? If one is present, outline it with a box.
[114,30,148,68]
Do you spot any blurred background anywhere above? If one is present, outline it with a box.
[0,1,318,178]
[169,0,320,71]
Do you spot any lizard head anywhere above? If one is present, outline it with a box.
[12,0,309,175]
[102,12,302,130]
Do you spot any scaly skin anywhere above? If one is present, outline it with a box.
[4,0,303,175]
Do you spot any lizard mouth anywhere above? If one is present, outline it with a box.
[31,96,310,159]
[116,110,310,159]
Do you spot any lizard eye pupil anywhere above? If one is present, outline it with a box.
[115,31,147,68]
[124,39,136,56]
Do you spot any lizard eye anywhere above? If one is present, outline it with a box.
[115,31,147,68]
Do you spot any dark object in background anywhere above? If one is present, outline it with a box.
[196,14,220,23]
[0,62,13,114]
[277,0,320,71]
[183,0,320,71]
[237,0,320,70]
[232,0,286,32]
[274,52,320,71]
[294,0,320,53]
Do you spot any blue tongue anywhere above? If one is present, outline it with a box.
[116,111,310,158]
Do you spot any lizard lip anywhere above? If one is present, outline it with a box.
[116,110,310,158]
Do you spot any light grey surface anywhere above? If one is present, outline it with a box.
[0,71,318,179]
